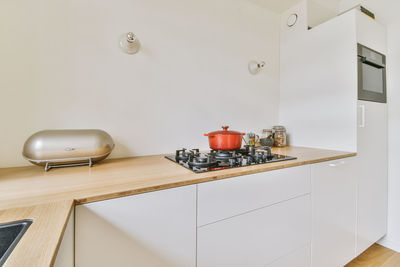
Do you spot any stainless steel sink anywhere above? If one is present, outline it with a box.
[0,219,32,266]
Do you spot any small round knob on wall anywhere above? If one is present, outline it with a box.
[120,32,141,54]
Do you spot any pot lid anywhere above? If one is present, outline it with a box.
[206,126,244,136]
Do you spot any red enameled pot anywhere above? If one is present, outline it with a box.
[204,126,245,151]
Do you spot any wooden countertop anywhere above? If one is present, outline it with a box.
[0,146,356,266]
[0,200,73,267]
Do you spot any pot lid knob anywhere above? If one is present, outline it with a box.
[222,126,229,131]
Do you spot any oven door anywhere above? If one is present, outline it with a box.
[358,44,387,103]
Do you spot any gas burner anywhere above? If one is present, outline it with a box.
[211,150,242,162]
[175,148,199,161]
[236,145,251,155]
[188,154,218,168]
[166,147,296,173]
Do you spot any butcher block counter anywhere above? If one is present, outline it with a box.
[0,146,356,267]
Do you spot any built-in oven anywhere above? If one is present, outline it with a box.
[358,43,386,103]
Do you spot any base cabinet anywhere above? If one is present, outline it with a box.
[71,155,385,267]
[75,185,196,267]
[311,158,357,267]
[197,194,311,267]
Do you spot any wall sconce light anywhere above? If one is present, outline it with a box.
[287,13,298,27]
[120,32,141,54]
[248,60,266,75]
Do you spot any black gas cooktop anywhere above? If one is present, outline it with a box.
[165,146,296,173]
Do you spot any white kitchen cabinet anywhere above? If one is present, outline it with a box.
[266,245,311,267]
[198,165,310,226]
[356,10,387,55]
[75,185,196,267]
[356,100,388,255]
[311,158,357,267]
[280,7,358,153]
[54,209,74,267]
[197,194,311,267]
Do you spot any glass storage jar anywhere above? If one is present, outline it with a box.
[274,130,287,147]
[262,129,273,138]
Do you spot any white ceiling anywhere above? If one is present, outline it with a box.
[247,0,400,26]
[248,0,341,13]
[247,0,303,13]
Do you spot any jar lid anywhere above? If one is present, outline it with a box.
[272,125,286,130]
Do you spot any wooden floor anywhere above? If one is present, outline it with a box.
[346,244,400,267]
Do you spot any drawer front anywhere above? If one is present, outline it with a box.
[266,244,311,267]
[197,195,311,267]
[198,165,310,226]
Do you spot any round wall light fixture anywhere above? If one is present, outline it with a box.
[248,60,266,75]
[287,14,298,27]
[120,32,141,54]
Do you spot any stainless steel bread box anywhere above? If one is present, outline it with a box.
[23,129,114,171]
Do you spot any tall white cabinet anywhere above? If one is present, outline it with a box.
[356,100,388,255]
[279,1,388,258]
[75,185,197,267]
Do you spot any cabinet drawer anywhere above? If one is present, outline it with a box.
[198,165,310,226]
[266,245,311,267]
[197,194,311,267]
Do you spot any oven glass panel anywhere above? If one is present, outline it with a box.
[362,47,384,64]
[362,63,384,93]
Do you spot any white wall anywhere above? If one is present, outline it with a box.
[279,2,358,152]
[0,0,280,167]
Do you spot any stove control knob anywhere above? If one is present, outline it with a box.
[256,152,261,162]
[262,153,268,162]
[247,156,253,164]
[237,157,243,166]
[229,158,236,167]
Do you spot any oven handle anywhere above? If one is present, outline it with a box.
[359,56,386,69]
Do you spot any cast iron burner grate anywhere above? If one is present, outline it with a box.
[165,146,296,173]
